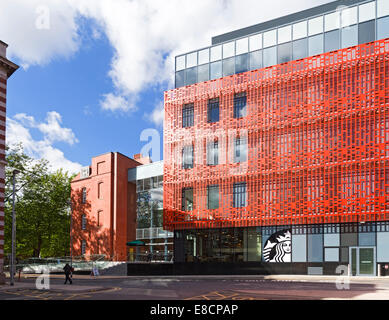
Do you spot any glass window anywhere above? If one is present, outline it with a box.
[292,234,307,262]
[233,182,247,208]
[308,234,323,262]
[377,16,389,40]
[82,187,86,203]
[175,71,185,88]
[223,41,235,59]
[234,136,247,163]
[278,42,292,64]
[325,248,339,262]
[324,233,340,247]
[207,98,219,123]
[176,55,185,71]
[293,21,307,40]
[182,188,193,211]
[359,232,376,246]
[182,103,194,128]
[263,46,277,67]
[82,214,87,230]
[325,12,340,32]
[341,6,357,28]
[182,145,194,169]
[249,50,262,70]
[233,92,247,118]
[236,37,248,55]
[309,16,323,36]
[198,64,209,83]
[136,179,143,192]
[207,140,219,166]
[223,57,235,76]
[293,38,308,60]
[359,1,376,22]
[210,61,222,80]
[198,48,209,65]
[207,185,219,210]
[342,24,358,48]
[278,25,292,44]
[324,30,340,52]
[377,232,389,262]
[186,52,197,68]
[157,175,163,188]
[378,0,389,18]
[143,177,151,190]
[309,34,324,56]
[249,34,262,51]
[263,29,277,47]
[341,233,358,246]
[185,67,197,86]
[81,240,86,255]
[359,20,375,44]
[210,45,222,62]
[235,54,248,74]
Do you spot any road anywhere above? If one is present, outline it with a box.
[0,275,389,300]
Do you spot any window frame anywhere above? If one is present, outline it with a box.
[207,185,220,210]
[233,182,247,208]
[207,98,220,123]
[182,103,194,128]
[182,187,194,211]
[233,92,247,119]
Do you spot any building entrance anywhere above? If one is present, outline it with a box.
[349,247,376,276]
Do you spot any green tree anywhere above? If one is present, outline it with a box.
[4,144,74,260]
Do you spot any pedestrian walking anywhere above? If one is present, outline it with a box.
[63,263,73,284]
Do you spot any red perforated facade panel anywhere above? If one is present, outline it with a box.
[163,39,389,232]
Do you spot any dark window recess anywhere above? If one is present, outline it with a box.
[182,103,194,128]
[182,145,194,169]
[82,188,87,203]
[207,185,219,210]
[359,20,375,45]
[233,92,247,118]
[207,98,220,123]
[182,188,194,211]
[207,140,219,166]
[82,215,87,230]
[233,182,247,208]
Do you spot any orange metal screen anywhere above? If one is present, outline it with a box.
[163,39,389,231]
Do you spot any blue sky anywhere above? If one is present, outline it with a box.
[1,0,331,173]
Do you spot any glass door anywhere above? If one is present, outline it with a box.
[349,247,376,276]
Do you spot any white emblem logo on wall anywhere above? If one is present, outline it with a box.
[263,229,292,262]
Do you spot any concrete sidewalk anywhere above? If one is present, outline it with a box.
[0,281,105,293]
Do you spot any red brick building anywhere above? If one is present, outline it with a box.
[0,40,18,283]
[70,152,144,261]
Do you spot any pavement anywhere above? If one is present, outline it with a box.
[0,274,388,300]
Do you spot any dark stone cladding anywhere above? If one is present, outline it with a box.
[212,0,368,45]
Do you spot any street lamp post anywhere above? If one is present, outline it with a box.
[10,169,20,286]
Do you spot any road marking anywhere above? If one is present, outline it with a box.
[185,290,257,300]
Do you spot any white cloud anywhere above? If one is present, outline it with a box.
[7,112,82,174]
[1,0,333,112]
[147,102,164,127]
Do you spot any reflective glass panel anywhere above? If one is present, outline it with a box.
[377,16,389,40]
[309,16,323,36]
[278,42,292,64]
[236,37,249,55]
[235,54,248,74]
[278,25,292,44]
[207,185,219,210]
[210,45,222,62]
[341,24,358,48]
[359,1,376,22]
[176,55,185,71]
[210,61,222,80]
[263,46,277,67]
[249,34,262,51]
[341,6,357,27]
[222,57,235,76]
[198,48,210,65]
[198,64,209,82]
[309,34,324,56]
[378,0,389,18]
[293,38,308,60]
[223,41,235,59]
[359,20,375,44]
[263,29,277,47]
[186,52,197,68]
[175,71,185,88]
[249,50,262,70]
[324,30,340,52]
[325,11,340,32]
[293,20,307,40]
[185,66,197,85]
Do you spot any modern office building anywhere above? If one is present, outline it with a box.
[71,153,172,262]
[164,0,389,275]
[0,40,18,283]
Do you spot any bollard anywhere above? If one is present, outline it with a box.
[18,269,21,282]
